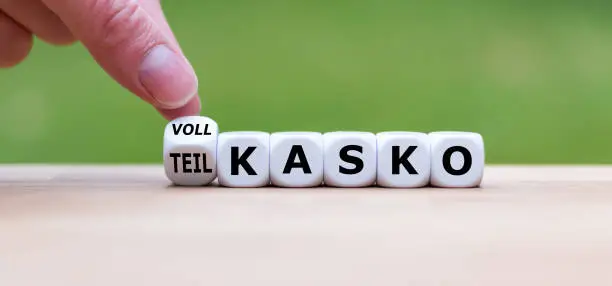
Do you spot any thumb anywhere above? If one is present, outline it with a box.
[42,0,200,114]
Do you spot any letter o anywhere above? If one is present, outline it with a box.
[183,124,194,135]
[442,146,472,176]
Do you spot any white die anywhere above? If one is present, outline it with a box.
[376,132,431,188]
[217,132,270,188]
[269,132,323,187]
[163,116,218,186]
[323,132,377,187]
[429,132,485,188]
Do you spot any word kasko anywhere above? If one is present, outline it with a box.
[163,116,485,188]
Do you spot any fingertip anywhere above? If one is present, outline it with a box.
[139,44,199,109]
[2,0,77,47]
[38,29,77,46]
[0,13,34,68]
[157,95,202,121]
[0,35,33,68]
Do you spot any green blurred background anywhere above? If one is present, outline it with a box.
[1,0,611,164]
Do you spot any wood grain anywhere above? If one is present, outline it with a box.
[1,165,612,286]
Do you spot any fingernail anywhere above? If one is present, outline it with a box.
[139,45,198,109]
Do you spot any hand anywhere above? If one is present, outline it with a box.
[0,0,200,120]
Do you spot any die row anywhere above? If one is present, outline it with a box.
[163,117,485,188]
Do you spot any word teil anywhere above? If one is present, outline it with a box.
[168,153,214,174]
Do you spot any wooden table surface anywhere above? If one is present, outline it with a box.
[1,165,612,286]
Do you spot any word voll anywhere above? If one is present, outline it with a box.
[163,116,485,188]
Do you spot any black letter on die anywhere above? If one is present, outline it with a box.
[169,153,181,173]
[231,147,257,175]
[193,153,202,173]
[183,124,194,135]
[182,153,193,173]
[442,146,472,176]
[339,145,364,175]
[201,153,213,173]
[172,124,183,135]
[283,145,312,174]
[392,146,418,175]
